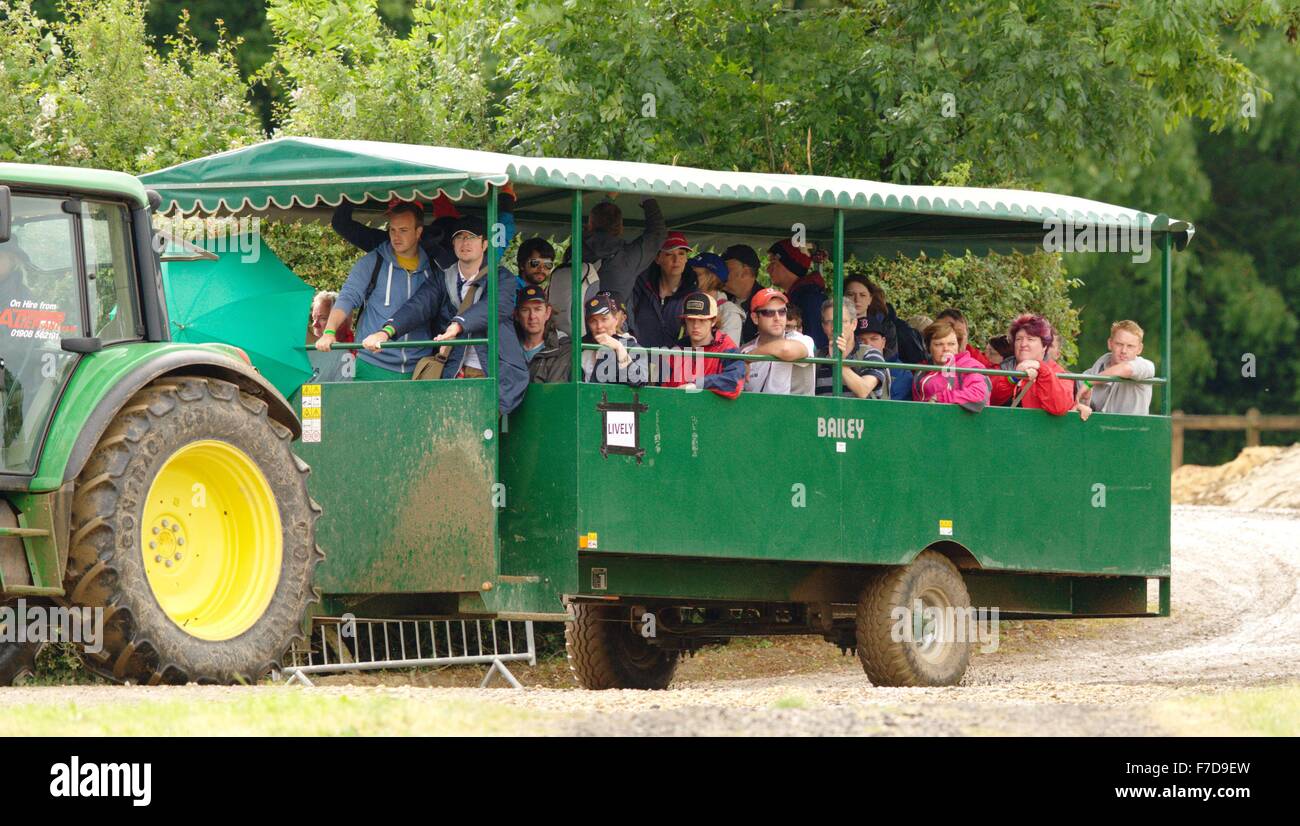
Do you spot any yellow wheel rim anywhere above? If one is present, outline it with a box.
[141,440,282,642]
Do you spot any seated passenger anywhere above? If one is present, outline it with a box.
[548,197,667,337]
[766,240,828,351]
[815,298,887,399]
[985,334,1013,368]
[740,288,815,396]
[935,308,993,369]
[856,315,910,401]
[912,319,990,408]
[331,189,517,273]
[721,244,762,343]
[631,231,698,348]
[846,274,919,396]
[1079,320,1155,415]
[581,292,649,386]
[307,291,353,345]
[687,253,744,345]
[517,238,556,289]
[362,215,529,413]
[661,292,745,398]
[785,304,803,334]
[317,202,434,381]
[1006,314,1075,415]
[515,285,571,384]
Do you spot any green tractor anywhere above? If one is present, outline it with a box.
[0,163,322,685]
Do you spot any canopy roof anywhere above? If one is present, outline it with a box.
[140,137,1193,257]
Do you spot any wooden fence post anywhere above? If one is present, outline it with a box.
[1244,407,1262,447]
[1172,410,1184,470]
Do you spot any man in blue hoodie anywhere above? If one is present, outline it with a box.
[362,216,530,414]
[315,203,434,380]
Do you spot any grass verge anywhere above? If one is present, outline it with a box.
[0,690,548,736]
[1152,684,1300,736]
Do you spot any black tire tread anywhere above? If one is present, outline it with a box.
[63,375,324,685]
[856,550,973,687]
[565,603,677,690]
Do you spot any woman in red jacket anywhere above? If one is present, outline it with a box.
[1007,314,1074,415]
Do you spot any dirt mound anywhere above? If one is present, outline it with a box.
[1172,444,1300,509]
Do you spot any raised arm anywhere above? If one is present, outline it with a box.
[597,198,668,301]
[331,203,388,253]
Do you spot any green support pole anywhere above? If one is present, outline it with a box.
[571,190,584,382]
[832,210,845,396]
[486,186,499,381]
[1160,233,1172,416]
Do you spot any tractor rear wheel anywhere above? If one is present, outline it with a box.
[63,375,323,685]
[855,551,973,687]
[566,603,678,690]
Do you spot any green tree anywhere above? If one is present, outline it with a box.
[0,0,261,172]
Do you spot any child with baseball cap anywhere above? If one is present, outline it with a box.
[581,291,649,386]
[661,292,745,399]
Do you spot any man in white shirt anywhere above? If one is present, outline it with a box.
[740,288,816,395]
[1079,319,1156,415]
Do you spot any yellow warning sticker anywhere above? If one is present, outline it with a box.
[302,384,321,396]
[939,519,953,536]
[301,407,321,420]
[578,532,598,549]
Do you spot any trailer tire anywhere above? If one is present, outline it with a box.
[566,603,677,690]
[0,598,45,686]
[856,551,972,687]
[63,376,323,685]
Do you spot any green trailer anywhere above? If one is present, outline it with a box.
[1,140,1188,688]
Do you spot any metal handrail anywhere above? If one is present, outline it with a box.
[577,342,1165,385]
[301,339,488,351]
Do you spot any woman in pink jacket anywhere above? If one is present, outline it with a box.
[913,319,991,408]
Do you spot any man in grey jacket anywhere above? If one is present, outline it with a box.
[1079,320,1155,415]
[316,203,433,380]
[548,197,667,337]
[362,216,529,414]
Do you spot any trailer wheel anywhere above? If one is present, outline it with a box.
[566,603,677,690]
[0,598,45,686]
[856,551,972,687]
[63,376,323,685]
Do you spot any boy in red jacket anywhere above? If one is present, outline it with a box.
[662,292,746,398]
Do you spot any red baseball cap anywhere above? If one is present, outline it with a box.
[660,231,690,252]
[750,287,788,311]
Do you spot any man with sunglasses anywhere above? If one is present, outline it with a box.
[517,238,556,289]
[740,288,816,395]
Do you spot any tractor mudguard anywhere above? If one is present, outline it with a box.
[29,342,300,492]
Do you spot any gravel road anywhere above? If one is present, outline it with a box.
[2,505,1296,735]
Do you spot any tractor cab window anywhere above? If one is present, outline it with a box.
[0,194,85,475]
[82,201,140,343]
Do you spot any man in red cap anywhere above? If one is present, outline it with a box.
[740,287,816,395]
[630,230,697,350]
[767,240,828,352]
[661,292,745,399]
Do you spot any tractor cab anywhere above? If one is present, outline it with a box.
[0,182,144,478]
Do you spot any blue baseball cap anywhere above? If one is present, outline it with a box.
[687,252,729,284]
